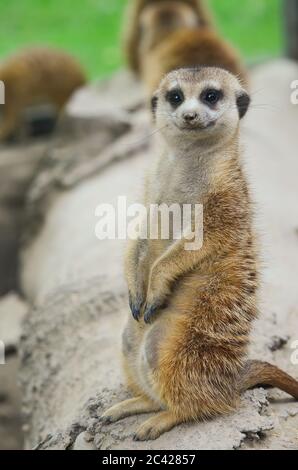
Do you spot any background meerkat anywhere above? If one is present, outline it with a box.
[124,0,213,73]
[0,47,86,141]
[124,0,247,93]
[100,67,298,441]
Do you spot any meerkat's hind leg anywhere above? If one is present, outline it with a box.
[133,411,183,441]
[99,396,161,424]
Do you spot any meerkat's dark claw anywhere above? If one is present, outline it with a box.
[144,298,169,323]
[131,305,141,321]
[143,304,159,324]
[129,293,144,321]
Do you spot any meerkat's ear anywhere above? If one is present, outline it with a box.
[236,90,250,119]
[151,94,158,119]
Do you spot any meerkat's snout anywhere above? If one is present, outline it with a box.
[182,110,198,124]
[179,93,220,130]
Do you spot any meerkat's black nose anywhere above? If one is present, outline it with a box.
[183,112,198,122]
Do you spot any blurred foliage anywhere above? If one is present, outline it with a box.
[0,0,283,79]
[210,0,283,61]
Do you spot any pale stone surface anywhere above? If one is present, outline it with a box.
[18,61,298,450]
[0,356,23,450]
[0,293,28,350]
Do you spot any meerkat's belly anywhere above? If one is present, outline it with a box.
[122,316,168,405]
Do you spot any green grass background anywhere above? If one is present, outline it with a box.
[0,0,283,79]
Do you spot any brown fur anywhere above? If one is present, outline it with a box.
[0,47,86,140]
[123,0,247,93]
[142,28,247,93]
[100,68,298,441]
[124,0,213,73]
[241,361,298,400]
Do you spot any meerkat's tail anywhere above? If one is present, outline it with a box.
[241,360,298,400]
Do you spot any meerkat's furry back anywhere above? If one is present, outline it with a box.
[124,0,213,73]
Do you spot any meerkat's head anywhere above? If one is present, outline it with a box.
[151,67,250,148]
[139,2,199,54]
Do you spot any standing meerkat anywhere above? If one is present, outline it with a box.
[100,67,298,441]
[0,47,86,141]
[124,0,247,93]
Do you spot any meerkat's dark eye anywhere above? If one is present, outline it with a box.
[201,88,223,105]
[166,88,184,107]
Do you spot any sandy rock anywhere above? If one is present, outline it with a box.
[0,293,28,351]
[0,140,49,295]
[0,356,24,449]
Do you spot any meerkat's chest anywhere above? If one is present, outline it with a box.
[148,158,203,206]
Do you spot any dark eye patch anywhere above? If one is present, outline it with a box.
[165,88,184,108]
[200,88,223,106]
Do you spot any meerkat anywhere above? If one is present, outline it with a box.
[124,0,247,93]
[142,27,248,94]
[0,47,86,141]
[100,67,298,441]
[124,0,213,73]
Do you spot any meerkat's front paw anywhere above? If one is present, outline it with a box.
[129,291,145,321]
[143,271,172,323]
[143,301,164,324]
[143,285,169,323]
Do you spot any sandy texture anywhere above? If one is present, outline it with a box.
[0,139,49,295]
[0,356,24,450]
[0,293,28,351]
[18,62,298,450]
